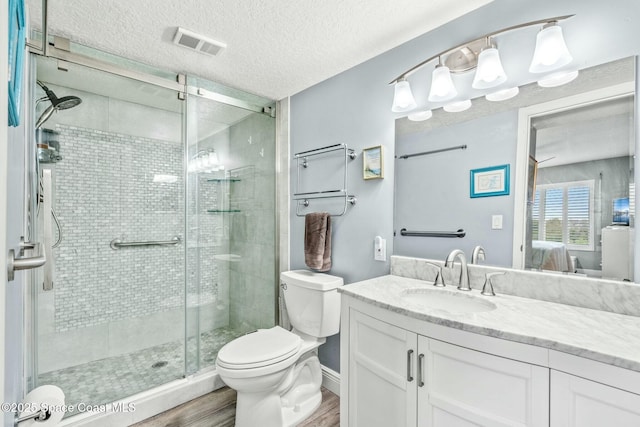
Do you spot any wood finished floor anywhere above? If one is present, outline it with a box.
[132,386,339,427]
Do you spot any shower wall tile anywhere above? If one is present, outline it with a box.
[45,109,275,364]
[52,125,185,333]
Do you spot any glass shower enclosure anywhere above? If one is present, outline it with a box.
[29,53,276,417]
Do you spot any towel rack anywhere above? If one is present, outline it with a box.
[399,228,466,238]
[293,143,357,217]
[110,236,182,250]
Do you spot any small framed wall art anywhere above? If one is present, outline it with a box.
[470,164,510,198]
[363,145,384,180]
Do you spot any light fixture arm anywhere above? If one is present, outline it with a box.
[388,14,574,85]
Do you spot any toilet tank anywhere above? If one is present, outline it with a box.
[280,270,343,338]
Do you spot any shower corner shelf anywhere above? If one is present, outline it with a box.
[207,209,241,214]
[207,178,241,183]
[293,143,357,217]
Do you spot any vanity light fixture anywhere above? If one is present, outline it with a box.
[391,78,418,112]
[188,149,223,173]
[529,22,573,74]
[428,62,457,102]
[472,39,507,90]
[443,99,472,113]
[408,110,433,121]
[537,69,579,88]
[389,14,575,114]
[486,86,520,102]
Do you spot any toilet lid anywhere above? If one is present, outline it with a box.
[216,326,302,369]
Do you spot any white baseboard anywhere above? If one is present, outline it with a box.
[321,365,340,396]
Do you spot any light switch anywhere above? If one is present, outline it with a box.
[492,215,503,230]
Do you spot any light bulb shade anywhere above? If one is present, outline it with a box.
[472,47,507,89]
[391,80,417,112]
[408,110,433,121]
[428,65,457,102]
[529,24,573,73]
[443,99,472,113]
[208,151,219,165]
[537,70,579,87]
[485,86,520,102]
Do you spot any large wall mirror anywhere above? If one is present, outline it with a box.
[394,56,636,283]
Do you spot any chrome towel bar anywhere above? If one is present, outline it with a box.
[110,236,182,250]
[293,143,357,217]
[399,228,466,238]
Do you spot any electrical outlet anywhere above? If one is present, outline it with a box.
[374,236,386,261]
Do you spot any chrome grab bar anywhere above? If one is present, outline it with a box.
[399,228,466,238]
[7,239,47,281]
[110,236,181,250]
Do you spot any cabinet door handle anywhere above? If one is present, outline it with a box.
[418,353,425,387]
[407,349,414,382]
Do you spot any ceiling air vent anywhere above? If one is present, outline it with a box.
[173,27,226,57]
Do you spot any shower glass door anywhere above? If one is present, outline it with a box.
[32,55,187,412]
[184,78,277,373]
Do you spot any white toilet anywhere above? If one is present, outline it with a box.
[215,270,343,427]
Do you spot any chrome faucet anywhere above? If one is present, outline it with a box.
[471,245,485,264]
[445,249,471,291]
[426,262,445,287]
[482,272,505,296]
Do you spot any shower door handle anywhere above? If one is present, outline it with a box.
[7,240,46,281]
[41,168,55,290]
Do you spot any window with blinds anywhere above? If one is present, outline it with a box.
[531,180,595,251]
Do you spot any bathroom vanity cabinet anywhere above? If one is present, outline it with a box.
[347,308,548,427]
[340,280,640,427]
[550,370,640,426]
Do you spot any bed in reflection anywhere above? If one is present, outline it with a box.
[531,240,575,273]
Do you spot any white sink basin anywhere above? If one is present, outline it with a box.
[400,288,497,314]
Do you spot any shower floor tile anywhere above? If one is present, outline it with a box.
[37,327,245,418]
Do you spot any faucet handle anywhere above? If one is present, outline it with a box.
[425,263,445,287]
[481,272,505,296]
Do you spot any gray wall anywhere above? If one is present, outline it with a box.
[289,0,640,372]
[394,110,517,266]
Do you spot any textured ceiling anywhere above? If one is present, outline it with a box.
[25,0,492,100]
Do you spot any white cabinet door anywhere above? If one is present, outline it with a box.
[551,370,640,427]
[349,310,418,427]
[419,337,549,427]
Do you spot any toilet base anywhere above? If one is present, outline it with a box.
[232,353,323,427]
[282,389,321,427]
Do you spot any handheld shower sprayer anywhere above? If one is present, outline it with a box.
[35,80,82,129]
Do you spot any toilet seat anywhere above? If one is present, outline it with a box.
[217,326,302,370]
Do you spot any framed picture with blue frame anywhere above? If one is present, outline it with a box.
[470,164,510,198]
[8,0,26,127]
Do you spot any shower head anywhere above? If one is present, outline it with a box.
[35,80,82,129]
[55,96,82,110]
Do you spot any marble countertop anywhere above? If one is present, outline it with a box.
[339,274,640,372]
